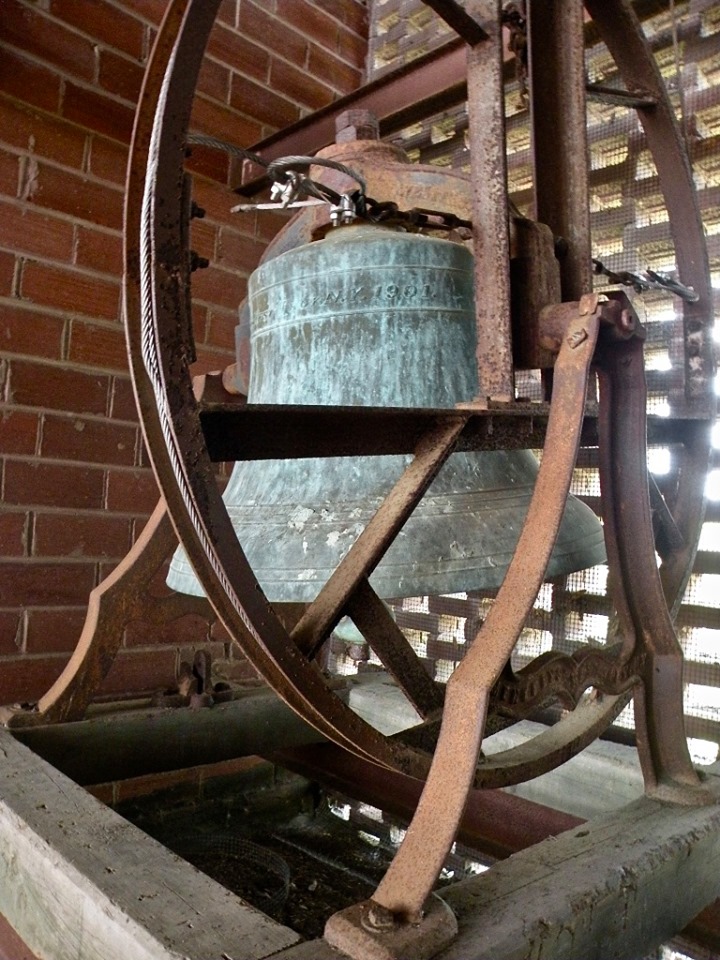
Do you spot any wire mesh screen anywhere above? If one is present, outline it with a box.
[328,0,720,769]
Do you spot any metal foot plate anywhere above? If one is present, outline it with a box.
[324,895,457,960]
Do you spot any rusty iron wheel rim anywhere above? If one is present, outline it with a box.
[123,0,713,788]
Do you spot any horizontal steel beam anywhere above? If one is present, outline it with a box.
[198,400,701,462]
[237,40,468,196]
[422,0,489,44]
[235,0,674,198]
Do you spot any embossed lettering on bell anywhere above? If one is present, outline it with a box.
[168,223,605,601]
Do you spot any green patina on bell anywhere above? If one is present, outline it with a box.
[167,224,606,602]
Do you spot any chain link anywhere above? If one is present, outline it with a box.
[592,258,699,303]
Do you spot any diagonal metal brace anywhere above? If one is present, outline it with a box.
[325,294,603,960]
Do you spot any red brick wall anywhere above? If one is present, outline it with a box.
[0,0,368,704]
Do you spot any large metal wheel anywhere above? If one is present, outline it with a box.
[123,0,714,924]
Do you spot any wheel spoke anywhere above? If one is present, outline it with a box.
[291,416,467,659]
[347,579,444,719]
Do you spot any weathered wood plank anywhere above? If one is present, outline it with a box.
[13,685,328,786]
[0,730,299,960]
[439,780,720,960]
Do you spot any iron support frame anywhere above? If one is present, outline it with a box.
[2,2,713,958]
[466,0,514,403]
[529,0,593,301]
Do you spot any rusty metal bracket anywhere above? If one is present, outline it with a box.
[0,501,213,728]
[154,647,233,710]
[594,328,712,804]
[325,894,457,960]
[468,0,514,403]
[539,290,642,356]
[479,291,711,803]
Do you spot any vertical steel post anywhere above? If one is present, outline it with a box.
[529,0,592,301]
[467,0,514,403]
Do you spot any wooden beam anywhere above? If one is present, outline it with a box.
[13,685,327,786]
[440,779,720,960]
[0,730,299,960]
[271,775,720,959]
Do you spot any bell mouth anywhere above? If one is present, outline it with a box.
[166,451,606,603]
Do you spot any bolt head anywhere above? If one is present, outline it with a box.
[335,109,379,143]
[619,309,635,332]
[567,327,588,348]
[362,902,396,933]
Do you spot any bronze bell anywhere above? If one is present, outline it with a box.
[167,223,606,602]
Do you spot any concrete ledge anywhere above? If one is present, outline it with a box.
[484,719,645,818]
[0,730,299,960]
